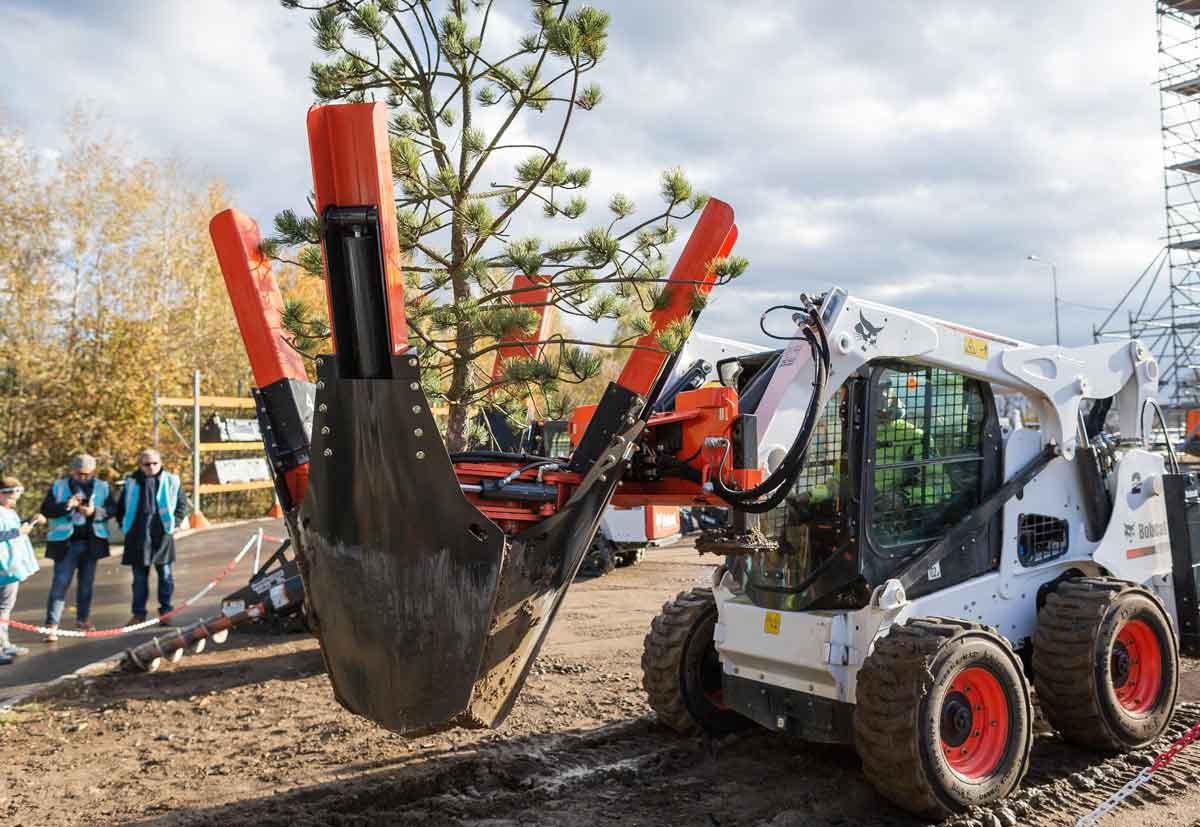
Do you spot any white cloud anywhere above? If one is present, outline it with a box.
[0,0,1171,353]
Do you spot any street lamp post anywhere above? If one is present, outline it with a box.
[1026,254,1061,346]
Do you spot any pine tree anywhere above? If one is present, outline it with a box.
[270,0,748,451]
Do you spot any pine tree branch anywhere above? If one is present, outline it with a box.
[459,3,567,194]
[469,334,664,362]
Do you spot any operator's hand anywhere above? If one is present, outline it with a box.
[32,513,46,527]
[19,523,32,536]
[66,494,82,509]
[78,501,95,518]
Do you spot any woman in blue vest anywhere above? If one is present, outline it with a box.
[38,453,117,642]
[0,476,45,662]
[114,448,190,625]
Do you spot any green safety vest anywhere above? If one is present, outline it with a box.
[874,419,949,505]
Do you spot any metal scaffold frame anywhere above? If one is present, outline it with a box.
[1096,1,1200,409]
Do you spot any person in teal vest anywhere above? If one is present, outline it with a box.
[113,448,189,625]
[0,476,46,662]
[38,453,117,642]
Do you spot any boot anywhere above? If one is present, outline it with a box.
[0,633,29,657]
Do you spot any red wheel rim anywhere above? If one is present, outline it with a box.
[939,666,1010,781]
[1112,618,1164,714]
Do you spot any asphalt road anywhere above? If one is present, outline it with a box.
[0,518,284,697]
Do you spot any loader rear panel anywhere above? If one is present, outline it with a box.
[1163,472,1200,655]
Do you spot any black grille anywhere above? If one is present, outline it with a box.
[762,388,847,540]
[1017,513,1069,567]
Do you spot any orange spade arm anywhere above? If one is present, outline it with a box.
[615,198,737,399]
[209,208,311,508]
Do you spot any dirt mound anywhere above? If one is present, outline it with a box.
[4,542,1200,826]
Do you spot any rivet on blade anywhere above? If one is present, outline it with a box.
[323,448,333,457]
[414,428,423,437]
[412,405,422,414]
[416,451,426,460]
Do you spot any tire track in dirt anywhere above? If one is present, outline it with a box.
[943,703,1200,827]
[154,717,712,826]
[114,699,1200,826]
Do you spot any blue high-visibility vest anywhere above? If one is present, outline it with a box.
[46,478,111,542]
[121,472,181,537]
[0,506,38,585]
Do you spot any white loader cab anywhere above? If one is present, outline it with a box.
[643,287,1193,818]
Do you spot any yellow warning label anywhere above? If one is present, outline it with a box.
[963,335,989,359]
[763,611,781,635]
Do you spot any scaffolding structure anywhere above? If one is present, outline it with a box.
[1095,1,1200,408]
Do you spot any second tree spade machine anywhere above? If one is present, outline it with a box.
[211,101,1200,818]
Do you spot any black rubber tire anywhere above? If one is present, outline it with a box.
[641,587,749,736]
[579,544,616,577]
[855,617,1033,819]
[1033,577,1179,752]
[615,546,645,568]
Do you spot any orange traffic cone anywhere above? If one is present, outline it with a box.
[266,500,284,518]
[189,512,211,530]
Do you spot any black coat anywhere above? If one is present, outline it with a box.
[40,481,119,562]
[114,470,191,567]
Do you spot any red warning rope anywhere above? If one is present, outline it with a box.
[0,530,266,639]
[1076,717,1200,825]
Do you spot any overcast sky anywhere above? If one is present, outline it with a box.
[0,1,1166,349]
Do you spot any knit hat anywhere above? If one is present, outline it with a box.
[0,476,22,494]
[70,453,97,473]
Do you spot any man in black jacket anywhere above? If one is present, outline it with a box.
[114,449,190,625]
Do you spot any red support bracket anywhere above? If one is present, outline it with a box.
[209,208,308,387]
[489,274,553,392]
[616,198,738,398]
[307,102,409,357]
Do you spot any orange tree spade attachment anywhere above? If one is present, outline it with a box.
[212,102,760,735]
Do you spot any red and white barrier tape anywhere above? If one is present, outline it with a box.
[1076,717,1200,826]
[0,529,267,639]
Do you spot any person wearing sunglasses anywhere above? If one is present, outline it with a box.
[113,449,190,625]
[0,476,46,662]
[38,453,118,643]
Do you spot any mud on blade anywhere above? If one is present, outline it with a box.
[292,357,631,734]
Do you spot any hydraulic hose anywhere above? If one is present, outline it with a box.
[1142,397,1181,476]
[711,301,832,513]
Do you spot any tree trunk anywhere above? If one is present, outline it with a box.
[445,395,469,453]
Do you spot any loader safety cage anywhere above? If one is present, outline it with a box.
[743,362,1004,612]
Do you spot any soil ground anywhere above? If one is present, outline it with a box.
[4,540,1200,826]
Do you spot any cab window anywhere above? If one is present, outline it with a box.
[869,365,987,549]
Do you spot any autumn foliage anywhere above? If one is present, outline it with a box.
[0,113,258,508]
